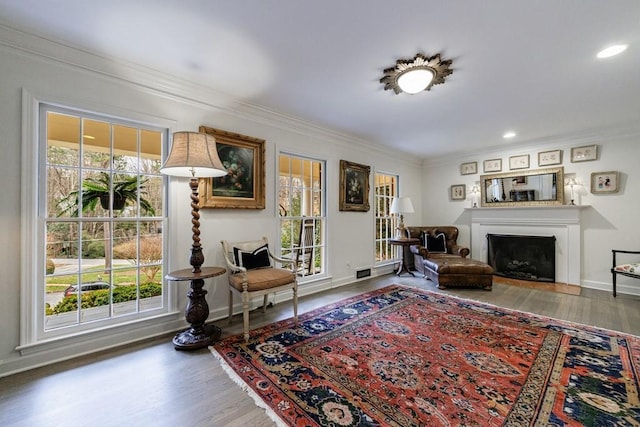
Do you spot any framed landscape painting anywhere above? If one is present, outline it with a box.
[198,125,266,209]
[339,160,370,211]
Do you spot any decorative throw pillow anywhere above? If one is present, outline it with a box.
[233,244,271,270]
[425,233,447,253]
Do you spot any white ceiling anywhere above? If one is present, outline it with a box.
[1,0,639,159]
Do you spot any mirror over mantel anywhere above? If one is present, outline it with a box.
[480,167,564,207]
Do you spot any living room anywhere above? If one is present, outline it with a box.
[1,3,640,421]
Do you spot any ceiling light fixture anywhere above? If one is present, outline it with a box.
[503,131,516,139]
[380,53,453,95]
[597,44,628,59]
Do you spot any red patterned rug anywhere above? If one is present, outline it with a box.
[211,285,640,426]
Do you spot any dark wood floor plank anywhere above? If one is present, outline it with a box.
[1,274,639,427]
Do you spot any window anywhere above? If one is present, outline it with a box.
[278,153,325,279]
[374,172,398,264]
[38,105,166,337]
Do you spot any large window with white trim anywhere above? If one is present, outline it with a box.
[278,153,325,279]
[374,172,398,264]
[39,105,166,336]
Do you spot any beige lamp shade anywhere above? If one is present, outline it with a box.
[160,131,227,178]
[390,197,415,214]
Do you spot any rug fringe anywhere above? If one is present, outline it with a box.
[209,346,288,427]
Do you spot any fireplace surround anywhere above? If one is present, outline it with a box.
[469,206,587,286]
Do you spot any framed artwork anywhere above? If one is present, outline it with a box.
[451,184,466,200]
[591,171,619,193]
[509,154,530,170]
[512,176,527,185]
[198,125,266,209]
[483,159,502,173]
[571,144,597,162]
[460,162,477,175]
[538,149,562,166]
[339,160,370,211]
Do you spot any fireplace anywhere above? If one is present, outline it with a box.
[487,234,556,282]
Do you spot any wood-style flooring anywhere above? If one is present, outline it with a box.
[1,274,638,427]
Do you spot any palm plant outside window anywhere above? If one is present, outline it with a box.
[43,108,165,332]
[278,154,325,279]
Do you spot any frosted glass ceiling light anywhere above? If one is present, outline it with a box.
[396,68,435,94]
[597,44,628,59]
[381,53,453,95]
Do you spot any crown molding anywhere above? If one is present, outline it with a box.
[0,21,420,166]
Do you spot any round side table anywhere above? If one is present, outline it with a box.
[389,238,421,276]
[165,266,226,350]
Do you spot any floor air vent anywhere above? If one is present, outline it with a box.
[356,268,371,279]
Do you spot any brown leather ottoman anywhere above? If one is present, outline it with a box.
[422,257,493,290]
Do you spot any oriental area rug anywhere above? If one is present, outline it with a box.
[211,285,640,426]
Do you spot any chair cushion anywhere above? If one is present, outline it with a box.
[233,244,271,270]
[424,232,447,253]
[229,268,296,292]
[614,262,640,276]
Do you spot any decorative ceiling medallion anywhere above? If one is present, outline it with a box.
[380,53,453,95]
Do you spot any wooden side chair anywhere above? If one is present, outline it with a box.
[221,237,298,341]
[611,249,640,297]
[294,218,315,276]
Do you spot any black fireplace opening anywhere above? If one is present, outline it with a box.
[487,234,556,282]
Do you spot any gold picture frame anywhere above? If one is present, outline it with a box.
[483,159,502,173]
[509,154,530,170]
[339,160,370,211]
[538,149,562,166]
[198,125,265,209]
[451,184,466,200]
[571,144,598,162]
[591,171,619,193]
[460,161,477,175]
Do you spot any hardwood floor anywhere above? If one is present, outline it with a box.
[1,274,639,427]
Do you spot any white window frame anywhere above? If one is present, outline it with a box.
[277,152,327,282]
[374,171,399,266]
[18,90,175,352]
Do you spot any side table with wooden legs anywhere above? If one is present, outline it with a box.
[389,238,421,276]
[165,266,226,350]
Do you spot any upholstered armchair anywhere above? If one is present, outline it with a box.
[406,226,470,275]
[221,237,298,341]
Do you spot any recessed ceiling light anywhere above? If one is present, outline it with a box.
[597,44,628,59]
[503,131,516,139]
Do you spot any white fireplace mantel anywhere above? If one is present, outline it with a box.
[467,206,589,286]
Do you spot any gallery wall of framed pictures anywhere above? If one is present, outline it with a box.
[453,143,622,203]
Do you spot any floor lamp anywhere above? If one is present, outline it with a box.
[161,131,228,349]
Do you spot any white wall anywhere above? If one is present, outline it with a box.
[0,26,422,376]
[421,135,640,294]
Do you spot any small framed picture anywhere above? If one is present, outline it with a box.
[451,184,466,200]
[538,149,562,166]
[591,171,619,193]
[460,162,477,175]
[509,154,530,170]
[571,144,597,162]
[483,159,502,173]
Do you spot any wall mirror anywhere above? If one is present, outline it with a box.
[480,167,564,207]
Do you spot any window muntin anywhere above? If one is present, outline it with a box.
[43,108,165,333]
[278,153,325,279]
[374,172,398,264]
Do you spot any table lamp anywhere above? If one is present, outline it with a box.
[390,196,414,239]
